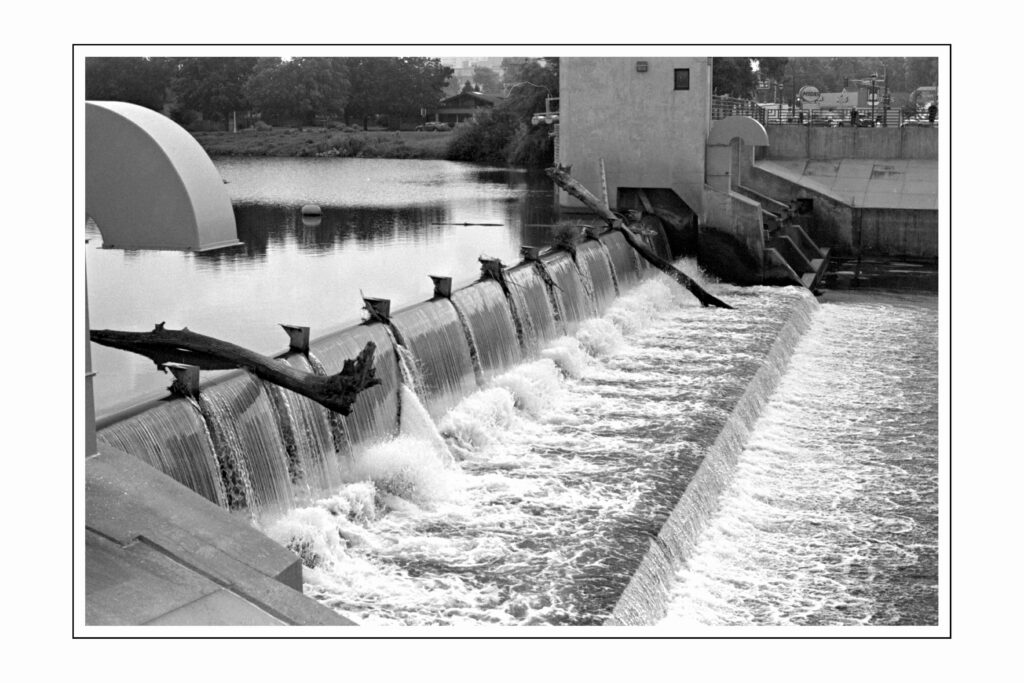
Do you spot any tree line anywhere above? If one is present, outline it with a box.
[712,57,939,100]
[86,55,560,167]
[85,56,454,128]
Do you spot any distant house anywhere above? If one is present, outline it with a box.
[432,91,506,125]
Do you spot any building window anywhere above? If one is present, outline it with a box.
[674,68,690,91]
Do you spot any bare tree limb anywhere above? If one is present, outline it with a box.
[90,324,379,415]
[545,165,733,309]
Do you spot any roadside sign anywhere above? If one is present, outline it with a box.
[798,85,822,104]
[867,94,879,105]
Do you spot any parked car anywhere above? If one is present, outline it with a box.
[901,117,934,127]
[415,121,451,132]
[804,114,839,127]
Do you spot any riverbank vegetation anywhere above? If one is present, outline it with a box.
[86,55,560,168]
[191,127,453,159]
[446,58,559,168]
[85,56,454,131]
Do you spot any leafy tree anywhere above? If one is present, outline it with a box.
[344,57,453,129]
[777,57,938,96]
[712,57,757,97]
[244,57,350,126]
[85,57,176,111]
[446,108,522,164]
[754,57,789,83]
[905,57,938,88]
[447,57,559,167]
[501,57,558,118]
[472,66,501,94]
[500,57,535,90]
[173,57,259,123]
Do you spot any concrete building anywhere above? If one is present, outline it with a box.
[556,56,937,290]
[557,57,712,218]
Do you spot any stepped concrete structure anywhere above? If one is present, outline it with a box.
[87,447,351,625]
[557,57,938,289]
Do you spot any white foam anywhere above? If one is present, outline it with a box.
[659,294,939,626]
[575,318,625,357]
[277,264,899,627]
[490,358,570,419]
[540,336,591,379]
[438,387,518,457]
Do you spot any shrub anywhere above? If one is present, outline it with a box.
[507,125,554,167]
[446,109,521,165]
[445,109,553,168]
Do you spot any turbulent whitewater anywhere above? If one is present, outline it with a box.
[264,269,827,625]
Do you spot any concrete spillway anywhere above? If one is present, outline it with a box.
[89,227,823,626]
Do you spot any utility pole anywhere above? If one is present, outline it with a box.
[882,64,890,127]
[852,73,885,127]
[870,73,877,124]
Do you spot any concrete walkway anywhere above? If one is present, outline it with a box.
[86,447,353,626]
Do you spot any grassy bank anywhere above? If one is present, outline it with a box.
[190,127,453,159]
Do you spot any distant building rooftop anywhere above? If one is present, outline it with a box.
[439,91,506,107]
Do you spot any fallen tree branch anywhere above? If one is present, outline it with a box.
[90,324,379,415]
[545,165,733,309]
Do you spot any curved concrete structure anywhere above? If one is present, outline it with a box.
[706,115,770,193]
[85,101,239,251]
[707,114,770,147]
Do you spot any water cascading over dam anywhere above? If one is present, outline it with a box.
[95,225,823,625]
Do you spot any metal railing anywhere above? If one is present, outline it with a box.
[711,96,767,124]
[712,96,937,128]
[764,107,935,128]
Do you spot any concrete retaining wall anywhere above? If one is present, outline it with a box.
[745,165,936,258]
[699,186,766,284]
[747,165,853,251]
[763,125,938,160]
[857,207,939,258]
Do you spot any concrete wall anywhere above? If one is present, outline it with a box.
[703,187,765,254]
[699,187,766,284]
[745,165,936,258]
[763,125,938,160]
[857,207,939,258]
[559,57,711,215]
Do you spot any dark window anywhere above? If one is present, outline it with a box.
[674,68,690,90]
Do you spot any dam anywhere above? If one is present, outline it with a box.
[85,154,937,626]
[82,57,940,629]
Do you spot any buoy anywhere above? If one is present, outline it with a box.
[301,204,322,216]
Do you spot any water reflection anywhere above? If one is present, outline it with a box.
[88,159,559,414]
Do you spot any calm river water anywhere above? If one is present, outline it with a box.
[87,158,559,415]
